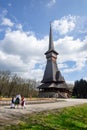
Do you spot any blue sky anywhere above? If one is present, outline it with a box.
[0,0,87,83]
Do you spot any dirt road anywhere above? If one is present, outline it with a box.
[0,99,87,126]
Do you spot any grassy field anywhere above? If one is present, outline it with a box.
[4,104,87,130]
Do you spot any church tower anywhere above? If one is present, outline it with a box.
[38,24,69,98]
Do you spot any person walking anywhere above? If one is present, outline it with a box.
[15,94,21,108]
[10,97,15,109]
[21,97,25,109]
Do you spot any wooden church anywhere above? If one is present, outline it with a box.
[38,24,70,98]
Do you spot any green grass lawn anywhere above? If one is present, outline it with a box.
[5,104,87,130]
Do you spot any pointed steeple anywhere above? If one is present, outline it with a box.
[45,23,58,55]
[41,24,64,83]
[49,23,54,50]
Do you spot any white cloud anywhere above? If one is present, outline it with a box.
[17,69,44,81]
[16,24,23,30]
[52,15,76,34]
[47,0,56,7]
[58,63,68,69]
[0,29,48,80]
[2,18,14,27]
[0,50,26,71]
[55,36,87,73]
[1,30,48,61]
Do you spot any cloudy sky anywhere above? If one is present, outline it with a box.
[0,0,87,83]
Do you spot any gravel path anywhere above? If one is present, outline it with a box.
[0,99,87,126]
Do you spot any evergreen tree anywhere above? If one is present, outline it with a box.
[72,79,87,98]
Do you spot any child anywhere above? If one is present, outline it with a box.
[21,97,25,109]
[10,97,15,109]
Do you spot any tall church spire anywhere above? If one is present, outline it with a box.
[49,23,54,50]
[41,24,64,83]
[45,23,58,55]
